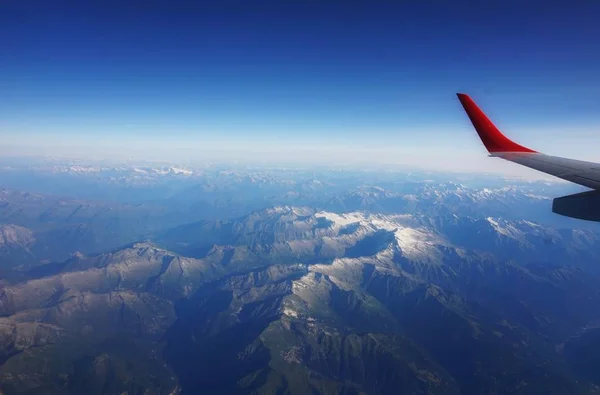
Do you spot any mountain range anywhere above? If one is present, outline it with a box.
[1,198,600,394]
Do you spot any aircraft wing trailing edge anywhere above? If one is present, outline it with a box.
[457,93,600,222]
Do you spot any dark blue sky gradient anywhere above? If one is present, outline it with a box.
[2,0,600,164]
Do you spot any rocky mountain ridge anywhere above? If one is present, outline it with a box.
[1,207,599,394]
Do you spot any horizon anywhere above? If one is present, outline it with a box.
[2,1,600,176]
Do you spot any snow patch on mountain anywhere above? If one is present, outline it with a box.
[315,211,449,263]
[315,212,364,227]
[393,227,447,263]
[310,258,366,290]
[0,225,35,248]
[486,217,526,240]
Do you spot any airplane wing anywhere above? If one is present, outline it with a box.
[457,93,600,190]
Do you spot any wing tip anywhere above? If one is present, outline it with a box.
[456,92,537,154]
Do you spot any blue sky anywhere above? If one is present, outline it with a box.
[1,1,600,173]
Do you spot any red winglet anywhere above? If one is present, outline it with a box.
[456,93,536,153]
